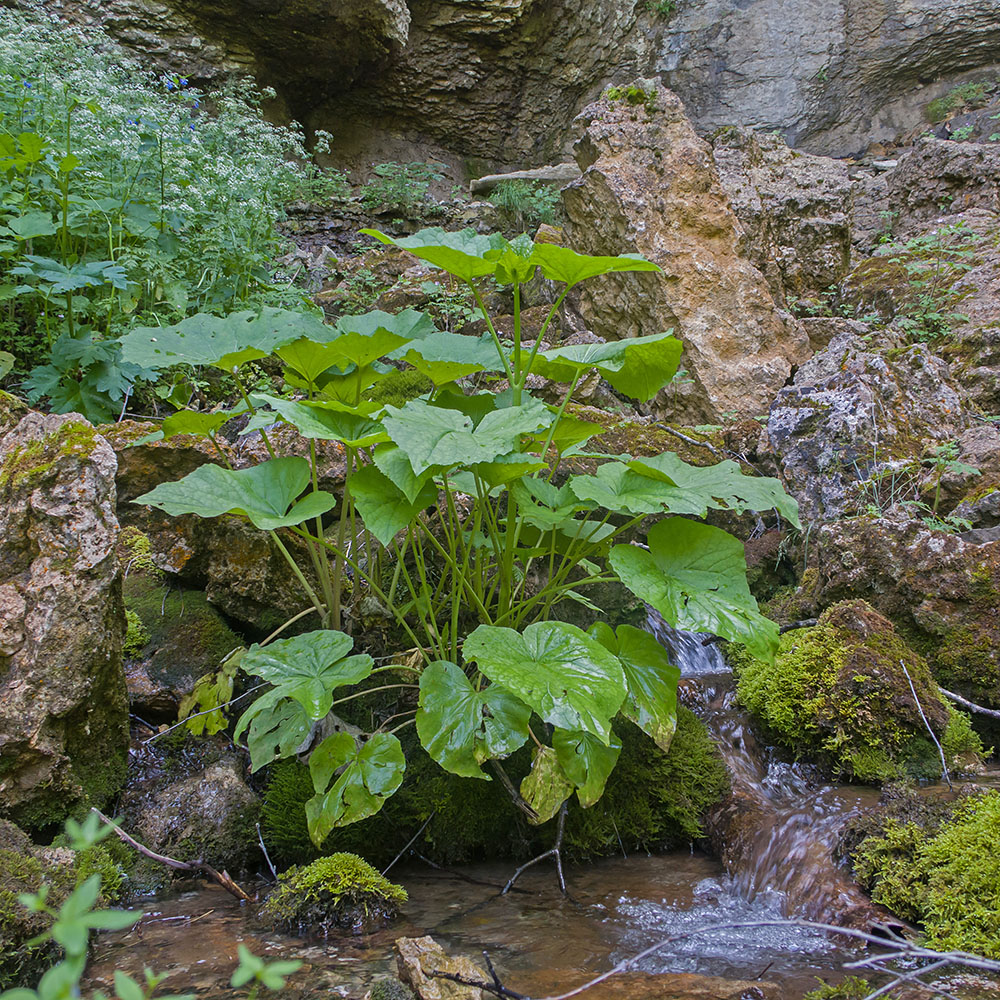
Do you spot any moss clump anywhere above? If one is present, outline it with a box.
[849,790,1000,957]
[802,978,872,1000]
[926,82,992,123]
[261,854,406,935]
[735,600,979,783]
[261,709,728,869]
[362,369,433,409]
[119,526,158,576]
[369,979,415,1000]
[123,609,150,658]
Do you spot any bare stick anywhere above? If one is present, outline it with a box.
[654,423,722,457]
[141,683,267,744]
[382,810,436,876]
[939,687,1000,720]
[256,822,277,881]
[412,852,530,894]
[502,801,569,895]
[900,660,951,790]
[490,759,539,821]
[91,808,252,902]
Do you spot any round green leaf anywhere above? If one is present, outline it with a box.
[463,621,627,744]
[552,727,622,808]
[519,746,573,825]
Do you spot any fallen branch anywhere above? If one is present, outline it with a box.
[90,808,253,902]
[939,687,1000,720]
[654,423,722,457]
[900,660,951,790]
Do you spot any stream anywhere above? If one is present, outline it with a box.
[86,620,906,999]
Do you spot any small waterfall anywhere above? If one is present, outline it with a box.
[646,610,893,931]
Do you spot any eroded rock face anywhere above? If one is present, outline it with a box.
[767,330,971,523]
[711,127,854,300]
[562,82,809,423]
[801,516,1000,707]
[396,936,487,1000]
[0,413,127,830]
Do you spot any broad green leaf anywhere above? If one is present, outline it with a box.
[313,365,391,405]
[416,660,531,779]
[569,463,681,515]
[120,307,321,371]
[510,479,593,530]
[276,338,353,385]
[519,746,573,824]
[5,211,59,239]
[243,699,312,771]
[152,407,242,442]
[373,443,434,503]
[362,228,503,282]
[627,452,801,526]
[392,330,502,384]
[470,451,547,486]
[335,307,436,342]
[307,730,358,793]
[530,332,682,402]
[464,621,627,744]
[589,623,679,752]
[383,396,550,475]
[305,732,405,844]
[490,243,538,284]
[609,518,779,661]
[528,413,605,454]
[240,629,373,719]
[251,394,387,448]
[0,351,13,379]
[350,464,439,545]
[134,456,336,530]
[552,727,622,808]
[529,243,661,286]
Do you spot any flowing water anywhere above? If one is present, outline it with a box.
[86,619,893,999]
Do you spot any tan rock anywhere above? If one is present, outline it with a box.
[563,81,809,423]
[395,936,487,1000]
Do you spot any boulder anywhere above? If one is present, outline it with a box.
[0,412,128,831]
[800,516,1000,708]
[734,599,975,783]
[766,330,970,523]
[711,127,854,300]
[562,81,809,423]
[120,736,260,873]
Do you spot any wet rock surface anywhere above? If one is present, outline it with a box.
[0,412,127,831]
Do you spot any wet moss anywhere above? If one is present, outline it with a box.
[363,369,433,408]
[368,979,416,1000]
[735,600,980,783]
[261,854,406,935]
[847,789,1000,957]
[261,708,729,869]
[802,977,872,1000]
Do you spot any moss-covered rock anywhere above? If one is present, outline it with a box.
[261,708,729,869]
[0,412,128,831]
[121,573,241,718]
[0,819,125,988]
[735,600,982,782]
[368,979,416,1000]
[845,787,1000,957]
[261,854,406,935]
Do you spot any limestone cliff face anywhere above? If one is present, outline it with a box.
[24,0,1000,162]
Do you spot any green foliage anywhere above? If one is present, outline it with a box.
[643,0,677,16]
[735,600,980,782]
[487,180,561,232]
[360,162,443,216]
[0,7,342,417]
[851,791,1000,957]
[132,226,795,846]
[229,947,300,993]
[122,610,149,659]
[261,854,406,935]
[926,82,993,123]
[802,978,872,1000]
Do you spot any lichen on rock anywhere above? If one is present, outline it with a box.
[261,853,406,936]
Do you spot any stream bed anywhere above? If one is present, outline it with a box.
[85,853,854,1000]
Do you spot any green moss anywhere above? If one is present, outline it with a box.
[362,369,433,409]
[261,709,728,869]
[261,854,407,935]
[119,526,158,576]
[0,420,99,492]
[850,790,1000,957]
[926,82,992,123]
[123,609,150,659]
[368,980,415,1000]
[736,600,977,783]
[802,977,872,1000]
[604,83,657,109]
